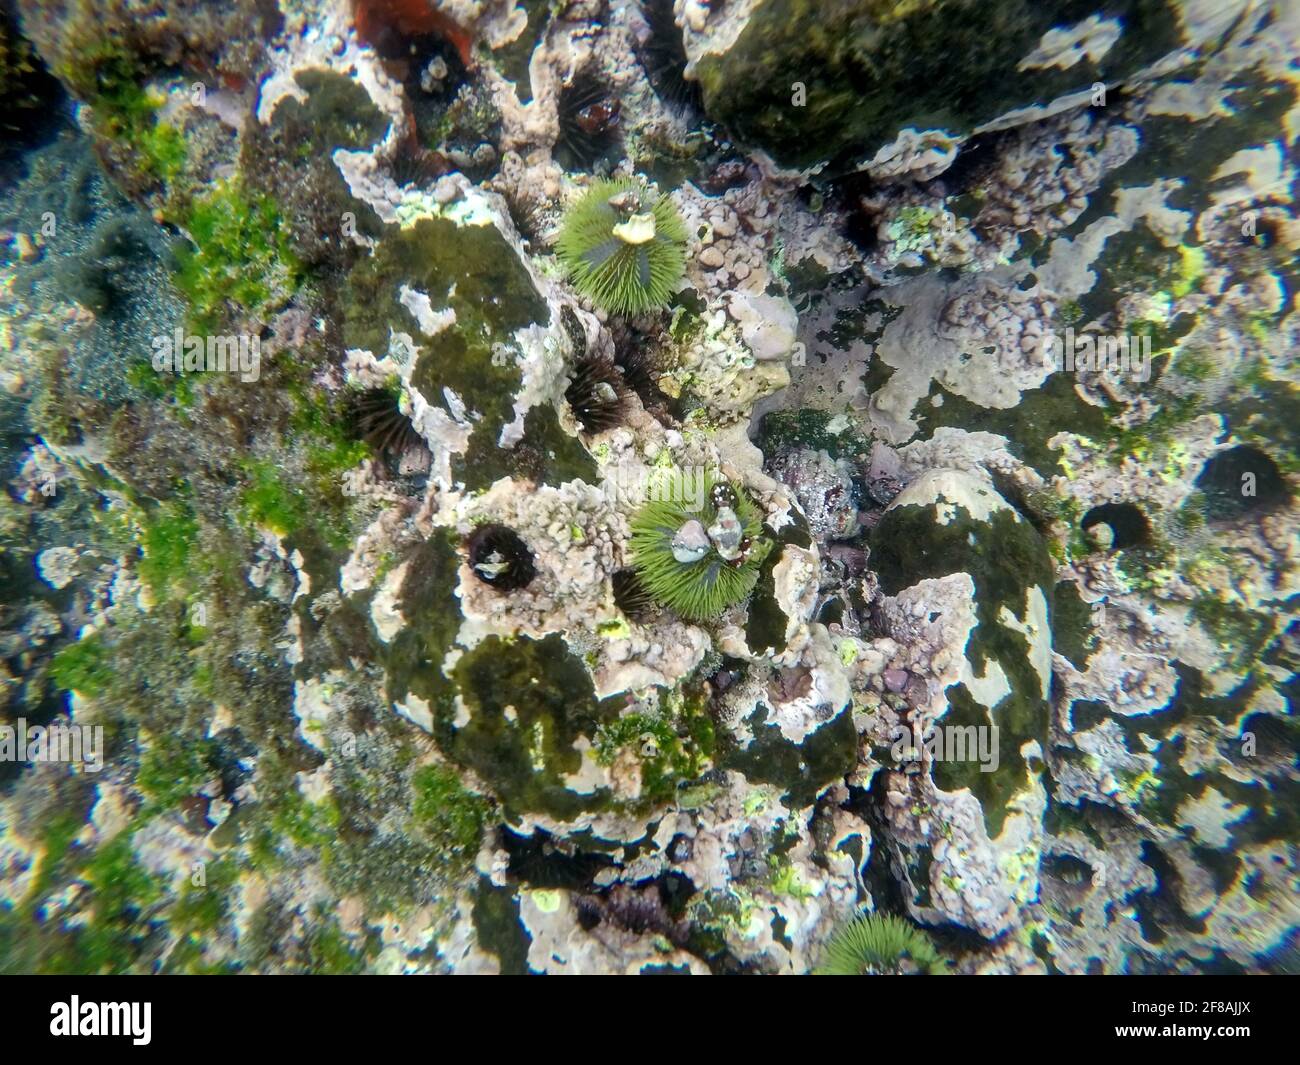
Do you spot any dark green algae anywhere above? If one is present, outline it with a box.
[692,0,1183,173]
[341,215,593,490]
[871,488,1055,838]
[378,532,620,822]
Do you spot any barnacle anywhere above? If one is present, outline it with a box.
[815,912,949,975]
[629,469,768,620]
[556,177,688,316]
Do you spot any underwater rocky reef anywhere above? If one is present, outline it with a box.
[0,0,1296,976]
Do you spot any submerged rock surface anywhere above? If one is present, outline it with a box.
[0,0,1296,975]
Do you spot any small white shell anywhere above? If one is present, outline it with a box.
[708,506,744,561]
[473,549,510,580]
[612,211,657,245]
[671,519,710,563]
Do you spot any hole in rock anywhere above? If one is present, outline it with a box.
[1081,502,1151,550]
[1194,445,1289,521]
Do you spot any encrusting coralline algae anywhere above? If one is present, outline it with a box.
[0,0,1296,976]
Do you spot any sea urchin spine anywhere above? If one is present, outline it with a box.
[611,567,656,621]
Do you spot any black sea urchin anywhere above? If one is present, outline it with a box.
[349,387,424,459]
[467,524,536,591]
[638,0,702,115]
[611,567,656,622]
[565,348,629,434]
[388,130,449,188]
[614,339,667,406]
[557,69,623,171]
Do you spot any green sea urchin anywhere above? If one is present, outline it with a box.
[556,178,688,316]
[815,912,948,975]
[629,470,768,620]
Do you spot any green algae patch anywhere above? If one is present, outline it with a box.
[247,756,343,871]
[1223,373,1300,478]
[49,632,114,697]
[51,833,164,975]
[53,31,188,192]
[448,634,623,822]
[1088,71,1297,217]
[1051,579,1098,671]
[341,216,551,490]
[243,68,390,266]
[2,815,232,974]
[92,83,187,188]
[757,408,873,466]
[303,916,369,974]
[592,687,717,808]
[1109,666,1296,842]
[383,529,464,716]
[170,857,239,939]
[472,879,531,975]
[237,458,311,538]
[137,499,200,601]
[916,374,1109,479]
[175,179,301,332]
[411,764,491,858]
[743,512,813,655]
[321,735,492,915]
[872,502,1053,637]
[137,733,213,813]
[221,379,373,578]
[1190,596,1276,672]
[274,68,390,152]
[929,682,1040,839]
[380,536,622,856]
